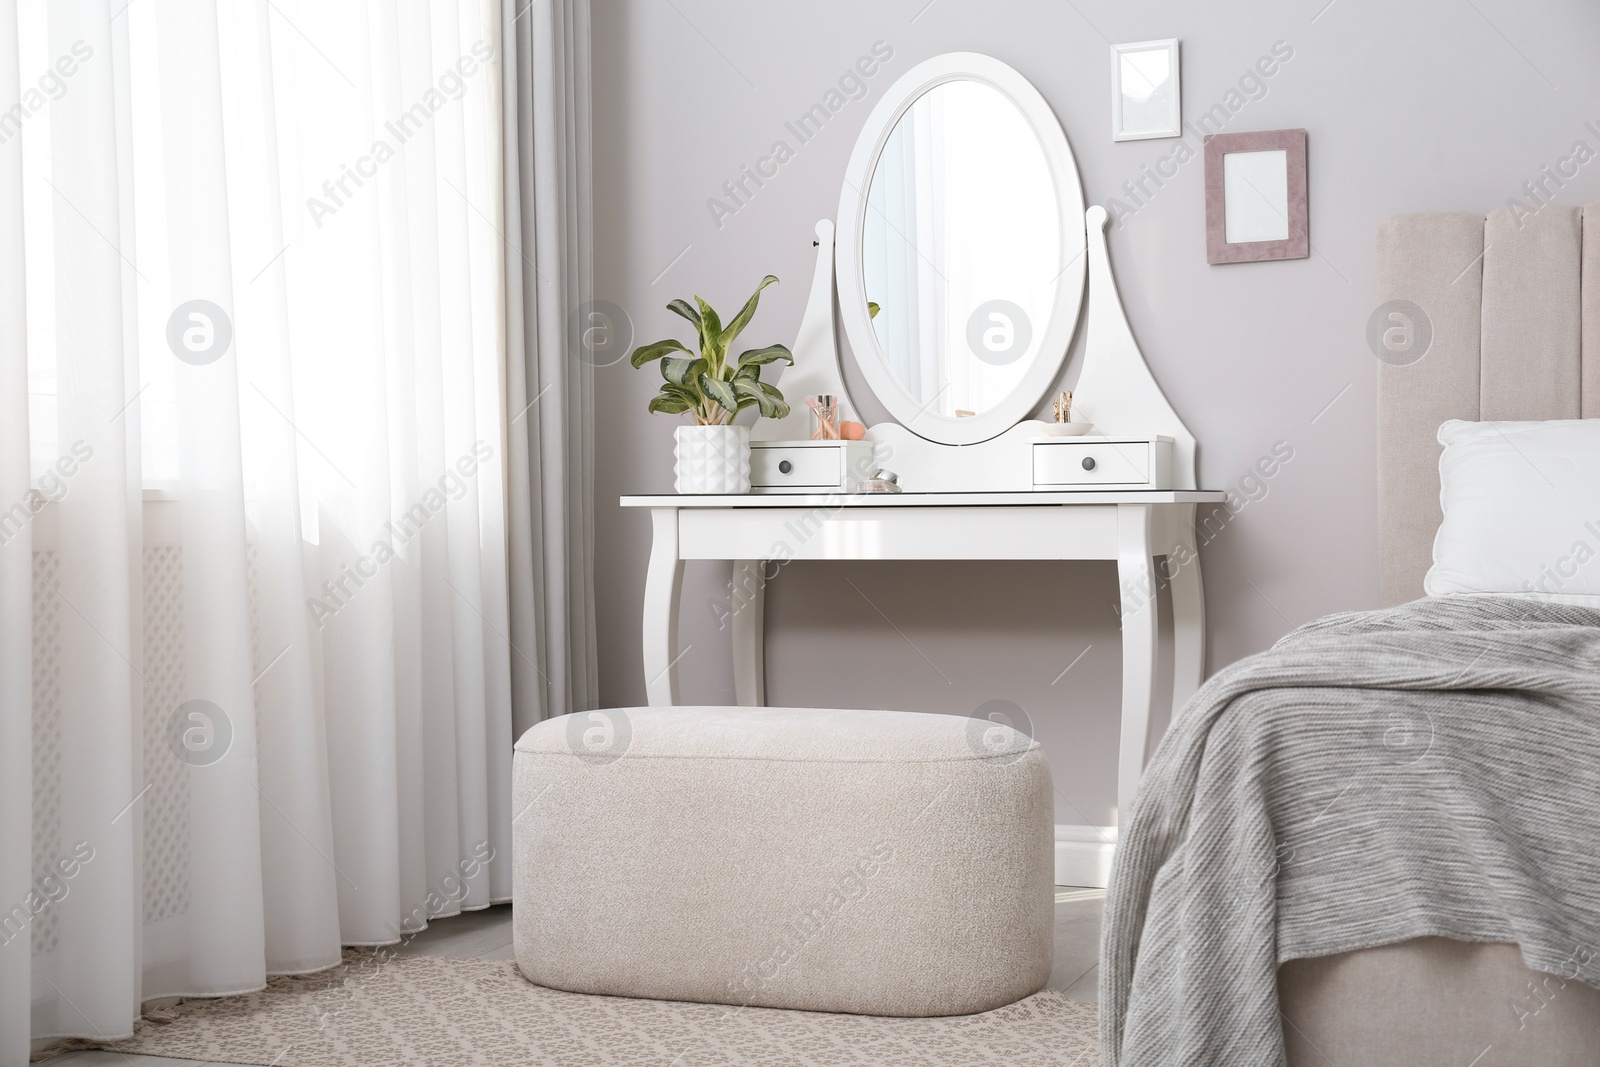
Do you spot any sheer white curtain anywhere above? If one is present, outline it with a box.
[0,0,521,1053]
[0,4,33,1054]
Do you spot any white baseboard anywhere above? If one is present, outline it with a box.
[1055,824,1116,888]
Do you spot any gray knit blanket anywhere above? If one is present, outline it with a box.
[1102,595,1600,1066]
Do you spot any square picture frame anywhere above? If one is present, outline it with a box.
[1203,128,1309,264]
[1110,39,1181,141]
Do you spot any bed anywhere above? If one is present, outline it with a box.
[1102,203,1600,1066]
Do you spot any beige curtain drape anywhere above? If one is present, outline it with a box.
[501,0,598,733]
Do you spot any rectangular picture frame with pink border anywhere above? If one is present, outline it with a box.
[1204,128,1308,264]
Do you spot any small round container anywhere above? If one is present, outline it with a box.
[856,468,902,494]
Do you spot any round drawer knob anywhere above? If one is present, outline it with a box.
[778,460,793,474]
[1081,456,1097,471]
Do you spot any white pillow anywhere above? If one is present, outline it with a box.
[1426,418,1600,604]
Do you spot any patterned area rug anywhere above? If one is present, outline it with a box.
[83,950,1101,1066]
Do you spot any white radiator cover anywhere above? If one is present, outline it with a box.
[29,533,263,956]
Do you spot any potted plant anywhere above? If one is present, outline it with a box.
[630,275,794,494]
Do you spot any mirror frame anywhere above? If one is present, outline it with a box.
[836,53,1088,446]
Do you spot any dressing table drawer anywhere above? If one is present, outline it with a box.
[750,441,876,492]
[1033,441,1152,487]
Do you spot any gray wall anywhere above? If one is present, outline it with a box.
[591,0,1600,826]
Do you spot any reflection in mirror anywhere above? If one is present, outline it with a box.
[861,80,1061,422]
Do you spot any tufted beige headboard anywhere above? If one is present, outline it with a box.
[1376,203,1600,605]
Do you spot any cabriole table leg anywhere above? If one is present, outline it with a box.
[643,507,684,706]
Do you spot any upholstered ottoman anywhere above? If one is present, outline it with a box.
[511,706,1053,1017]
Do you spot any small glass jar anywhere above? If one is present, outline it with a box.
[809,394,841,441]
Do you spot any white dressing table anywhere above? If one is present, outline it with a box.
[625,52,1221,860]
[622,490,1223,820]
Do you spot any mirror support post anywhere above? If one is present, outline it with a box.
[758,220,848,443]
[1076,205,1198,490]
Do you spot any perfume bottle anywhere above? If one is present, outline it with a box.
[809,395,842,441]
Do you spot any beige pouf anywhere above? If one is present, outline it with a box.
[512,705,1053,1017]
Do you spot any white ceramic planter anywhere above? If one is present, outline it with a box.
[674,425,751,494]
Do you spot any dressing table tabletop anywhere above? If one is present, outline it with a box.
[621,490,1222,507]
[622,490,1226,821]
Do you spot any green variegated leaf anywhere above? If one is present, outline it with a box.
[731,378,783,418]
[699,372,738,414]
[657,382,701,414]
[630,338,692,368]
[736,344,793,368]
[868,301,881,319]
[694,296,725,365]
[719,275,779,351]
[666,299,701,330]
[759,380,790,420]
[647,393,692,415]
[693,296,723,338]
[661,356,706,387]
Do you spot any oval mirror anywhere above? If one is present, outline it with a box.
[837,54,1086,445]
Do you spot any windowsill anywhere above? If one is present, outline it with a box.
[27,485,180,500]
[26,488,217,550]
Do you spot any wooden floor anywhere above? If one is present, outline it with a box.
[42,889,1104,1066]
